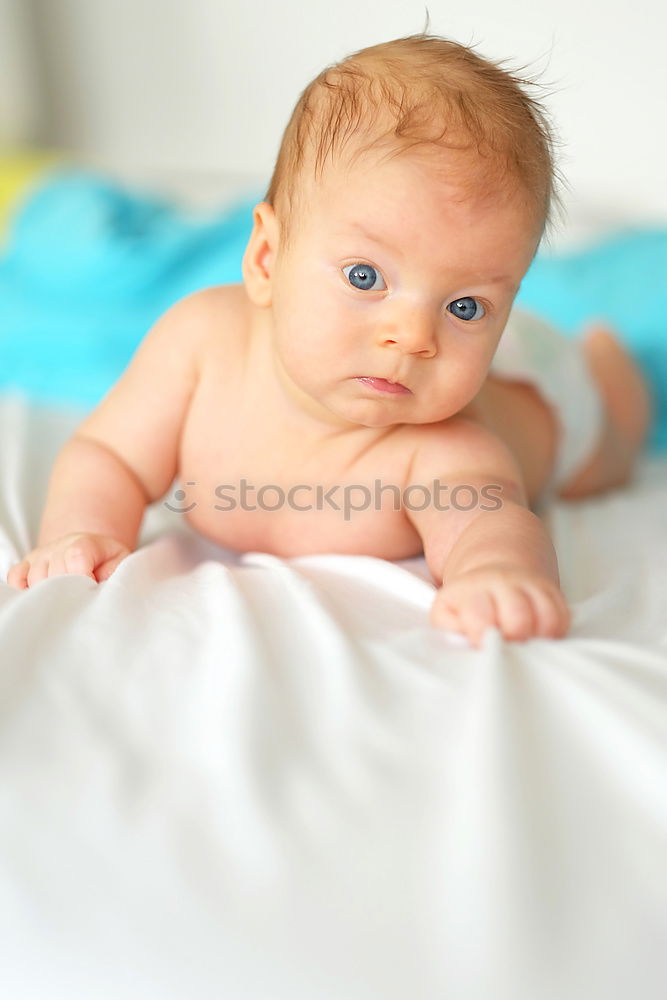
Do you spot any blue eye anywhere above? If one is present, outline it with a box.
[343,263,387,291]
[447,297,486,321]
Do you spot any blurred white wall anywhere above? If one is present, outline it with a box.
[5,0,667,226]
[0,0,42,143]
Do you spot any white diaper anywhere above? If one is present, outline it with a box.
[489,307,606,504]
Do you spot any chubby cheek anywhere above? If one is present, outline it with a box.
[465,351,495,397]
[274,281,359,378]
[429,346,492,416]
[273,311,341,389]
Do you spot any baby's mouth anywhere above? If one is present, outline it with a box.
[354,377,412,395]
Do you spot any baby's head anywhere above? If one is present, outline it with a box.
[264,33,561,254]
[243,34,563,430]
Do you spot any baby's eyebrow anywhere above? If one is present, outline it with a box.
[353,223,392,248]
[348,224,517,289]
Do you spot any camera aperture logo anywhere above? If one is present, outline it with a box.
[164,479,504,521]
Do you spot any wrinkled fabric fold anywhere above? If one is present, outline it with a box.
[1,394,666,1000]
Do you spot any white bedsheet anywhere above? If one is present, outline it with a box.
[1,391,666,1000]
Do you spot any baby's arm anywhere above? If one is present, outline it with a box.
[405,418,570,647]
[7,289,213,588]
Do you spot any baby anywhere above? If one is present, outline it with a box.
[6,34,651,647]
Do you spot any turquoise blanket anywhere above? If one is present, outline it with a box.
[1,168,665,450]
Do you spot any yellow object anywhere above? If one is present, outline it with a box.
[0,147,66,246]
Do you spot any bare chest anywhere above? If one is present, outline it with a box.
[176,345,424,561]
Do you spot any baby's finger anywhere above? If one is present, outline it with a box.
[522,582,570,638]
[26,557,51,588]
[430,592,463,632]
[492,585,535,642]
[95,551,128,582]
[458,590,498,648]
[63,543,98,581]
[6,560,29,589]
[47,549,73,579]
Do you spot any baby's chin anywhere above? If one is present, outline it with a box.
[310,380,465,429]
[332,401,454,430]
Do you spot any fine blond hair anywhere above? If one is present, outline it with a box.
[265,32,564,250]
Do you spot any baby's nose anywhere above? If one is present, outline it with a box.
[377,310,437,355]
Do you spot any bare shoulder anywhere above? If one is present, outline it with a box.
[71,284,250,504]
[405,416,527,505]
[183,281,248,320]
[174,282,249,370]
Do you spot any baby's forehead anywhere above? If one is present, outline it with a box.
[283,134,543,253]
[311,146,518,218]
[297,156,541,267]
[323,135,508,191]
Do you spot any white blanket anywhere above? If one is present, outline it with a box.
[1,391,667,1000]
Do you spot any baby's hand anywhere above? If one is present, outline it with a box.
[6,533,132,590]
[430,564,570,648]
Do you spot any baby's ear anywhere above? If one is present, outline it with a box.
[242,201,281,307]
